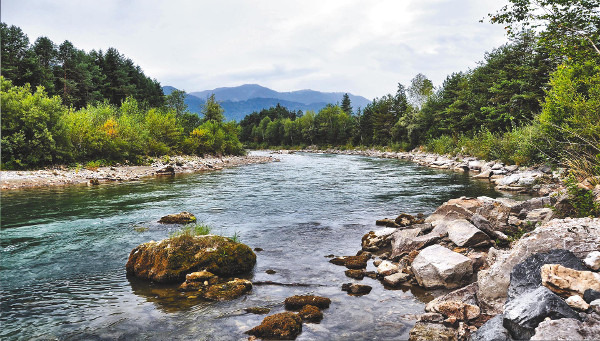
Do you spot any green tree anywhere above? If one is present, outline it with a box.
[408,73,434,109]
[202,94,225,123]
[341,93,353,115]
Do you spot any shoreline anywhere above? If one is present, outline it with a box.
[0,154,277,190]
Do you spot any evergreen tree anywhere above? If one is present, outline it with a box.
[341,93,353,115]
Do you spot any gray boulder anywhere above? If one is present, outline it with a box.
[426,283,478,312]
[503,286,580,340]
[506,249,586,303]
[531,314,600,340]
[477,218,600,314]
[447,219,490,247]
[391,230,440,259]
[412,245,473,289]
[469,314,513,341]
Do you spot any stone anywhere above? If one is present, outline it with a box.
[583,289,600,303]
[361,228,396,251]
[246,312,302,340]
[426,283,478,312]
[477,218,600,314]
[158,211,196,224]
[391,229,440,259]
[395,213,425,226]
[156,165,175,175]
[411,245,473,289]
[376,218,397,226]
[469,314,513,341]
[329,254,370,269]
[475,197,517,233]
[541,263,600,298]
[525,208,554,224]
[377,260,399,276]
[473,170,492,179]
[125,235,256,283]
[507,249,587,303]
[341,283,372,296]
[446,219,490,247]
[565,295,590,311]
[383,272,410,286]
[584,251,600,271]
[344,269,365,279]
[284,295,331,310]
[179,271,219,291]
[470,214,509,241]
[531,314,600,340]
[426,201,476,225]
[503,286,580,340]
[245,307,271,314]
[591,299,600,313]
[418,313,444,323]
[298,304,323,323]
[429,300,480,320]
[408,322,458,341]
[203,279,252,301]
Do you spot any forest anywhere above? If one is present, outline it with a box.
[1,0,599,178]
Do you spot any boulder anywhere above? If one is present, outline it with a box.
[511,197,556,218]
[428,300,480,321]
[475,197,517,233]
[503,286,580,340]
[541,263,600,298]
[298,304,323,323]
[506,249,587,303]
[383,272,410,286]
[377,260,399,276]
[329,254,370,269]
[408,322,458,341]
[203,279,252,301]
[395,213,425,226]
[411,245,473,289]
[446,219,490,247]
[470,214,509,241]
[376,218,397,226]
[565,295,590,311]
[426,283,478,312]
[156,165,175,175]
[583,289,600,303]
[468,314,513,341]
[341,283,372,296]
[246,312,303,340]
[591,299,600,314]
[584,251,600,271]
[426,202,476,225]
[284,295,331,310]
[125,235,256,283]
[391,229,440,258]
[531,314,600,340]
[524,208,554,224]
[344,269,365,279]
[362,228,396,251]
[477,218,600,314]
[158,211,196,224]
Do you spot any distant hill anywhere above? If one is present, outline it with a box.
[163,84,371,122]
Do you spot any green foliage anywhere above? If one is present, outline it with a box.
[169,223,212,239]
[563,174,600,218]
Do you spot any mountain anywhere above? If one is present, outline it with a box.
[163,84,371,122]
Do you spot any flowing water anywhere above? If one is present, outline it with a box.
[1,152,513,340]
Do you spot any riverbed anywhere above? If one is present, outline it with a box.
[1,151,514,340]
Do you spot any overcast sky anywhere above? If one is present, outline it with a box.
[2,0,509,99]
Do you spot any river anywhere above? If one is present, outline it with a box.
[1,151,512,340]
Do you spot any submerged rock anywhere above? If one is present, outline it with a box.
[329,254,370,269]
[246,312,303,340]
[298,304,323,323]
[125,235,256,283]
[284,295,331,310]
[411,245,473,289]
[158,211,196,224]
[245,307,271,315]
[203,278,252,301]
[341,283,372,296]
[345,269,365,279]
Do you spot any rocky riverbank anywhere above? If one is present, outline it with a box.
[0,154,276,190]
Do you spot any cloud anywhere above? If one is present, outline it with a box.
[2,0,509,99]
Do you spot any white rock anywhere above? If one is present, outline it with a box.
[565,295,589,311]
[383,272,410,286]
[446,219,490,247]
[377,260,399,276]
[412,245,473,289]
[591,299,600,314]
[584,251,600,271]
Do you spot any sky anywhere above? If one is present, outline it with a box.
[2,0,509,99]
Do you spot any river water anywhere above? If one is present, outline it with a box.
[1,152,509,340]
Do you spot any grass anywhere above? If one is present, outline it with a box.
[169,223,212,238]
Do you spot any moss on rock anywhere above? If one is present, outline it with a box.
[246,312,303,340]
[203,278,252,301]
[284,295,331,310]
[298,304,323,323]
[158,212,196,224]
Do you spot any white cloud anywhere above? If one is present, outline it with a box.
[2,0,509,99]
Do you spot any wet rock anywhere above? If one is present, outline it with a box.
[418,312,444,323]
[377,260,399,276]
[395,213,425,226]
[541,263,600,298]
[477,218,600,314]
[156,165,175,175]
[507,249,587,303]
[89,178,100,185]
[298,304,323,323]
[376,218,397,226]
[329,254,370,269]
[265,269,277,275]
[503,286,580,340]
[383,272,410,286]
[245,307,271,314]
[446,219,490,247]
[426,283,478,312]
[125,235,256,283]
[531,314,600,340]
[341,283,372,296]
[584,251,600,271]
[565,295,590,311]
[178,270,218,291]
[246,312,303,340]
[362,228,396,251]
[158,212,196,224]
[344,269,365,279]
[203,278,252,301]
[284,295,331,310]
[583,289,600,303]
[469,314,513,341]
[254,247,264,252]
[412,245,473,289]
[408,322,458,341]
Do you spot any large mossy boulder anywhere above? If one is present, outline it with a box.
[126,235,256,283]
[246,312,303,340]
